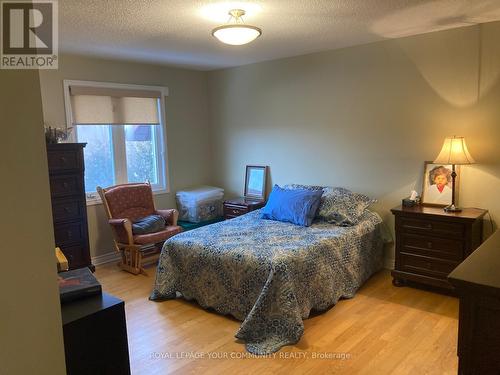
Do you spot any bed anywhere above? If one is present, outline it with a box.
[150,209,384,354]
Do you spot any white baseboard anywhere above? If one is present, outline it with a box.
[91,251,121,266]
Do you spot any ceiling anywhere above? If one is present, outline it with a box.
[59,0,500,71]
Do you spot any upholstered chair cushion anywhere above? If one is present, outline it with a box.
[104,183,155,221]
[133,226,182,245]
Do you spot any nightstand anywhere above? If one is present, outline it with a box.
[391,205,487,292]
[223,197,266,219]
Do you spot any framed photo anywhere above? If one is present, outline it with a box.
[244,165,268,201]
[421,161,460,207]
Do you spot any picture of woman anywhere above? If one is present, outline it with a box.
[421,162,459,206]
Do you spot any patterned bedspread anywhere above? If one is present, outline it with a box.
[150,209,384,354]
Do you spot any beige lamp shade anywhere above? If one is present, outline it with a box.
[433,136,475,165]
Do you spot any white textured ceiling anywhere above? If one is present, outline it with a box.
[59,0,500,70]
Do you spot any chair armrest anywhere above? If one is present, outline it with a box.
[156,209,179,226]
[108,218,133,245]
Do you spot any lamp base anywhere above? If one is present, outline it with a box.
[444,204,462,213]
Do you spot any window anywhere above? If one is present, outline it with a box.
[76,125,115,190]
[75,124,164,197]
[64,80,169,203]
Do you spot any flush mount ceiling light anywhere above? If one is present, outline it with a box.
[212,9,262,46]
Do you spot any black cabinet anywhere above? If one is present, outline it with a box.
[61,293,131,375]
[449,230,500,375]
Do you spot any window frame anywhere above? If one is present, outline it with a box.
[63,80,170,205]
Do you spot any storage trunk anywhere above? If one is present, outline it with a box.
[176,186,224,223]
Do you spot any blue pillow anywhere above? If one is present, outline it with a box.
[261,185,322,226]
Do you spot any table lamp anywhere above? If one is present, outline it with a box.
[433,136,475,212]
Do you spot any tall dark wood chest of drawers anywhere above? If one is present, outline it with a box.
[391,205,487,292]
[47,143,93,270]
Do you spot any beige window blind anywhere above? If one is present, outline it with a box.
[69,85,162,125]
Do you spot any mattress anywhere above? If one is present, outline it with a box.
[150,209,384,354]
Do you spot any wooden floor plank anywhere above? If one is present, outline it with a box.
[94,264,458,375]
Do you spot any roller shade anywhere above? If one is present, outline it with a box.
[69,85,162,125]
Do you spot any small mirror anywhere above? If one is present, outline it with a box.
[244,165,268,201]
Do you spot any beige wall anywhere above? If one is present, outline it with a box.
[0,71,66,374]
[39,54,212,257]
[208,22,500,264]
[39,22,500,264]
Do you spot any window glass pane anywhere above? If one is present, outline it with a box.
[76,125,115,192]
[124,125,158,184]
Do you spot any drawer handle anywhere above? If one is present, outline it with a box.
[67,230,73,238]
[232,209,239,214]
[426,224,432,229]
[64,207,71,213]
[60,156,67,163]
[427,242,432,249]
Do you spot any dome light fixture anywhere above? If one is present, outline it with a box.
[212,9,262,46]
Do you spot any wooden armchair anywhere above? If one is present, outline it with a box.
[97,182,182,275]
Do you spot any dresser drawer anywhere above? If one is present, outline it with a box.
[52,199,85,223]
[392,205,487,292]
[47,150,82,171]
[400,217,464,238]
[54,222,86,245]
[400,253,458,279]
[59,243,88,269]
[401,234,463,261]
[224,205,248,217]
[50,174,83,198]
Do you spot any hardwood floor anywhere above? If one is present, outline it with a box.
[95,263,459,375]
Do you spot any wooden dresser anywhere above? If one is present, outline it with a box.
[47,143,93,270]
[448,230,500,375]
[391,205,487,291]
[223,197,266,219]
